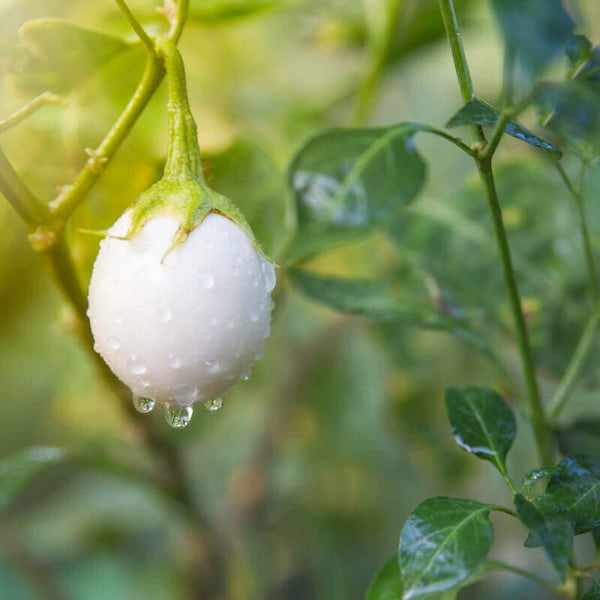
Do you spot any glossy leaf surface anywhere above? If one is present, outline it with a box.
[445,386,516,475]
[399,497,494,599]
[514,493,573,581]
[446,99,561,156]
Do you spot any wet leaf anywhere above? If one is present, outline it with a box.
[446,98,561,156]
[544,456,600,535]
[514,493,573,581]
[444,386,516,475]
[399,497,495,599]
[521,466,560,498]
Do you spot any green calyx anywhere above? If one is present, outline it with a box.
[123,37,254,251]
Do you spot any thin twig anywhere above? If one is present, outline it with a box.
[0,92,62,135]
[114,0,156,54]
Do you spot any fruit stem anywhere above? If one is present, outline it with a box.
[157,38,204,183]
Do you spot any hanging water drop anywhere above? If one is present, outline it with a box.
[204,398,223,412]
[164,404,193,428]
[133,396,155,413]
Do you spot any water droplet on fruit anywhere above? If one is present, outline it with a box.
[133,396,155,413]
[168,354,182,369]
[107,336,120,350]
[164,404,193,428]
[174,384,197,405]
[158,299,173,323]
[205,361,221,374]
[261,260,276,292]
[198,271,215,289]
[204,398,223,412]
[249,311,259,322]
[127,355,147,375]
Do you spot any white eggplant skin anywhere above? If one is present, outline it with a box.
[87,211,276,406]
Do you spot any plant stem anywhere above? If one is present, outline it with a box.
[114,0,156,54]
[439,0,552,465]
[555,160,599,300]
[0,144,48,226]
[412,123,477,156]
[489,560,570,598]
[0,92,62,135]
[438,0,485,145]
[170,0,190,43]
[156,38,203,181]
[548,300,600,420]
[478,162,552,464]
[50,54,165,221]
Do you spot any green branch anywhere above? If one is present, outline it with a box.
[0,92,62,135]
[438,0,485,145]
[114,0,156,54]
[439,0,552,465]
[0,144,48,226]
[50,55,164,221]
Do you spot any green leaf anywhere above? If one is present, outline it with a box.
[0,447,65,513]
[366,557,403,600]
[444,386,516,476]
[514,493,573,581]
[289,270,501,366]
[521,466,560,498]
[205,137,293,258]
[12,18,131,94]
[398,497,495,599]
[190,0,279,22]
[490,0,575,76]
[445,99,561,156]
[287,124,426,262]
[544,456,600,535]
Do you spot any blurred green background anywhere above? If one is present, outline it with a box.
[1,0,600,598]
